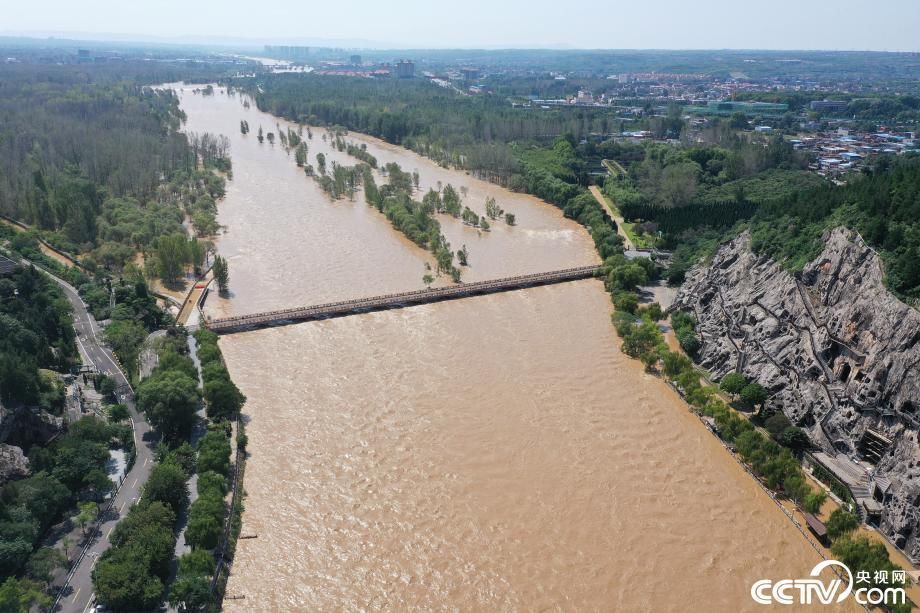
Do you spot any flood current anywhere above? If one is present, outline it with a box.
[174,85,847,611]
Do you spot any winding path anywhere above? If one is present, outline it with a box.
[588,185,634,250]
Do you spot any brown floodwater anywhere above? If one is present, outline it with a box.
[173,86,851,611]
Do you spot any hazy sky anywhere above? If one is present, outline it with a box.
[4,0,920,50]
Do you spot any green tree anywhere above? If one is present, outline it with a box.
[108,403,130,422]
[184,498,223,550]
[169,572,211,612]
[137,370,201,442]
[612,291,639,314]
[203,377,245,422]
[155,233,190,283]
[104,319,147,374]
[197,431,231,476]
[442,184,461,216]
[609,263,648,291]
[642,302,663,321]
[76,501,98,535]
[826,509,860,540]
[676,328,701,356]
[778,426,811,453]
[719,372,748,398]
[142,462,189,515]
[212,255,229,295]
[25,547,66,586]
[803,491,827,514]
[740,383,769,410]
[0,577,51,612]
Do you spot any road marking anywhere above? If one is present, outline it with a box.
[81,593,95,613]
[73,587,81,602]
[143,456,149,466]
[131,478,138,488]
[106,525,114,539]
[119,501,126,513]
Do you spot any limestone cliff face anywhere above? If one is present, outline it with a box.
[675,227,920,561]
[0,399,61,485]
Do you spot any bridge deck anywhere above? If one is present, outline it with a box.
[206,265,601,334]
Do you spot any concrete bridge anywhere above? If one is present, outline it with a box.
[205,265,602,334]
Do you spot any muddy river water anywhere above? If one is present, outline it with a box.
[173,85,846,611]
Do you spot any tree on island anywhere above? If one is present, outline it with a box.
[442,184,462,217]
[505,213,516,226]
[423,274,434,288]
[316,152,326,175]
[212,255,229,295]
[457,245,469,267]
[266,132,275,145]
[257,126,264,143]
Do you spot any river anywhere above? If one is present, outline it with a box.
[173,85,849,611]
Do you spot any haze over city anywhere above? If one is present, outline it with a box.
[3,0,920,50]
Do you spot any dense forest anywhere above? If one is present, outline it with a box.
[0,62,232,275]
[0,56,247,610]
[608,151,920,300]
[0,265,75,407]
[238,74,624,180]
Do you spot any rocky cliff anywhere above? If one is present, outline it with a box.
[0,399,62,485]
[674,226,920,561]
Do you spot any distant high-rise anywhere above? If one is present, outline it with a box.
[264,45,310,60]
[460,68,480,81]
[395,60,415,78]
[350,54,362,66]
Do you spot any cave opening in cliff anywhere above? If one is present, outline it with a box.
[858,429,892,464]
[838,362,852,382]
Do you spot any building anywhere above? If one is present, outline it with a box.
[264,45,310,60]
[0,254,18,277]
[684,101,789,116]
[395,60,415,78]
[460,68,480,81]
[350,55,362,66]
[803,513,829,546]
[810,100,849,113]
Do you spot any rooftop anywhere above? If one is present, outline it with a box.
[0,254,18,276]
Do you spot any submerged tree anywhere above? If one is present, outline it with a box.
[212,255,229,295]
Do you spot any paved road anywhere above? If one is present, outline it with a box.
[26,262,157,613]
